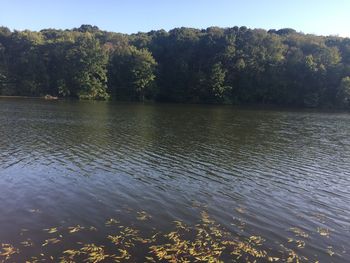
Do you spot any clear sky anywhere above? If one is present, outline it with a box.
[0,0,349,37]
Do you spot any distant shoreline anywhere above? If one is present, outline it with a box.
[0,95,42,99]
[0,95,58,100]
[1,95,349,114]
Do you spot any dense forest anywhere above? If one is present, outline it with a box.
[0,25,350,107]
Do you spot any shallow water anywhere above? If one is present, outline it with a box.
[0,99,349,262]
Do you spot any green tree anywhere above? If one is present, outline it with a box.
[337,77,350,107]
[1,24,350,108]
[209,62,231,101]
[68,35,109,100]
[108,46,156,101]
[129,47,157,101]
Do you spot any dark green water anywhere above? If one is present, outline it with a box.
[0,99,349,262]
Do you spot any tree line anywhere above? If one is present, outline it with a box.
[0,25,350,108]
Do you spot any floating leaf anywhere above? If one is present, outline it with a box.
[105,218,120,226]
[63,249,81,260]
[68,225,84,233]
[108,235,123,245]
[317,227,330,237]
[42,238,61,246]
[0,243,19,260]
[289,227,309,238]
[145,256,156,262]
[89,226,97,231]
[327,246,335,256]
[296,240,305,248]
[80,244,110,262]
[21,239,34,247]
[136,211,152,221]
[235,207,245,214]
[44,227,58,234]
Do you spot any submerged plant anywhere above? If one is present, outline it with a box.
[0,209,339,262]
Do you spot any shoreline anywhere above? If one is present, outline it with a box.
[0,95,58,100]
[0,95,349,112]
[0,95,42,99]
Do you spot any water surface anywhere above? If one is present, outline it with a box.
[0,99,349,262]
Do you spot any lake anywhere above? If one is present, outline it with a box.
[0,98,349,262]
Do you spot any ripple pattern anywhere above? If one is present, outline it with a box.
[0,99,349,262]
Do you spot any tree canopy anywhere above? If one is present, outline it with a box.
[1,25,350,108]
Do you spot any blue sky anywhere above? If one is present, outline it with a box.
[0,0,349,37]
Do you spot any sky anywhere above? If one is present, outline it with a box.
[0,0,349,37]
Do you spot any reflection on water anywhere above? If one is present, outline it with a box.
[0,99,349,262]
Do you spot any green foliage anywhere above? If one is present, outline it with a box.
[337,77,350,106]
[57,79,70,97]
[129,47,157,101]
[108,46,156,101]
[209,62,231,101]
[70,36,109,100]
[0,24,350,108]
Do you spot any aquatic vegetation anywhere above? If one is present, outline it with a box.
[235,207,245,214]
[62,249,81,260]
[149,211,271,262]
[289,227,309,238]
[313,213,327,223]
[42,238,61,247]
[296,240,305,248]
[279,244,308,262]
[105,218,120,227]
[137,211,152,221]
[288,238,305,249]
[317,227,330,237]
[327,246,335,256]
[174,220,189,231]
[0,210,341,262]
[44,227,58,234]
[80,244,110,262]
[68,225,85,233]
[231,217,246,231]
[0,244,18,260]
[20,239,34,247]
[89,226,98,231]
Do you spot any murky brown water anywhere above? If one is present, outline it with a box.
[0,99,349,262]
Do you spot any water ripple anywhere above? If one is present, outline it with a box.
[0,100,349,261]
